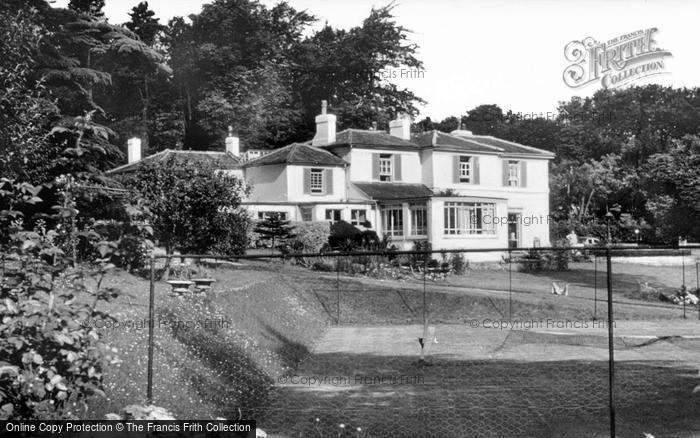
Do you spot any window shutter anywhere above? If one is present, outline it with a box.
[372,154,380,180]
[303,168,311,194]
[325,169,333,195]
[502,160,509,186]
[453,155,460,183]
[394,154,402,181]
[473,157,480,184]
[520,161,527,187]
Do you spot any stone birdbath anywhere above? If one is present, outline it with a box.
[166,280,194,296]
[191,278,216,293]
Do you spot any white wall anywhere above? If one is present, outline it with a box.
[420,150,433,187]
[245,164,287,202]
[428,197,510,261]
[348,148,422,183]
[245,204,298,221]
[430,152,550,192]
[286,165,346,202]
[244,203,377,227]
[308,203,377,225]
[427,152,551,248]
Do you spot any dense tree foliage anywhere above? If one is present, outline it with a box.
[160,0,424,150]
[124,159,251,256]
[415,86,700,243]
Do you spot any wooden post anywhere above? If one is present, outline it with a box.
[593,254,598,320]
[147,255,155,403]
[508,249,512,319]
[336,257,340,325]
[606,247,616,438]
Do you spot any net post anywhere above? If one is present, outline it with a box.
[147,254,156,404]
[593,253,598,320]
[606,247,616,438]
[336,256,340,325]
[508,248,512,320]
[420,263,428,362]
[696,262,699,321]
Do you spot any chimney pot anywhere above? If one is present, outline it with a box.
[127,137,142,164]
[321,100,327,115]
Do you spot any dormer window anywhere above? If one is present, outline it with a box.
[379,154,392,181]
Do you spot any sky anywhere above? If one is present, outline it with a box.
[52,0,700,121]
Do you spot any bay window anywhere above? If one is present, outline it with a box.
[443,202,495,235]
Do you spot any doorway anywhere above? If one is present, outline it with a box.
[508,212,521,248]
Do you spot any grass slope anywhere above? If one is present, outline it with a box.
[87,262,330,419]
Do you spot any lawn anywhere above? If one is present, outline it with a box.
[83,259,700,437]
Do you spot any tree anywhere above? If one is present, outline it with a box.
[163,0,425,150]
[293,4,425,136]
[254,213,294,250]
[68,0,105,18]
[165,0,314,150]
[125,2,163,45]
[103,1,171,154]
[643,135,700,242]
[124,158,251,257]
[463,104,505,135]
[0,9,59,182]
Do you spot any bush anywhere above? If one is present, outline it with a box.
[311,260,335,272]
[0,181,119,420]
[288,221,330,253]
[122,157,251,257]
[450,253,467,274]
[328,220,362,250]
[518,241,571,272]
[410,240,431,266]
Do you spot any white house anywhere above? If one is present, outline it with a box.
[109,102,554,260]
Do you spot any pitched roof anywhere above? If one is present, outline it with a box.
[243,143,345,167]
[352,182,433,201]
[467,135,555,157]
[412,131,503,154]
[321,129,420,149]
[412,130,555,158]
[107,149,241,174]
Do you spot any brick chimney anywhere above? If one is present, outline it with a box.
[389,114,411,140]
[311,100,336,146]
[225,126,240,156]
[127,137,142,164]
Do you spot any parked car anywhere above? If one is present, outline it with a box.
[582,236,601,247]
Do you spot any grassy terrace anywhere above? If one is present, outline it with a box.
[86,259,700,437]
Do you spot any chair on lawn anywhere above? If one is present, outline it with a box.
[551,282,569,296]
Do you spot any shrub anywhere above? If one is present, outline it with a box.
[311,260,335,272]
[122,157,251,257]
[328,220,362,250]
[410,240,432,266]
[518,241,571,272]
[0,181,119,420]
[254,213,294,250]
[450,253,467,274]
[288,221,330,253]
